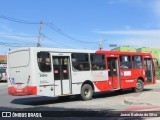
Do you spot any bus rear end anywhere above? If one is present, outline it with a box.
[7,48,37,96]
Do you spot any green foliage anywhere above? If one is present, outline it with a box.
[156,66,160,79]
[0,60,6,63]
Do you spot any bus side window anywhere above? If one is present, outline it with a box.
[90,54,106,70]
[71,53,90,71]
[132,55,142,69]
[37,52,51,72]
[120,55,132,69]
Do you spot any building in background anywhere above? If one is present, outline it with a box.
[136,47,160,62]
[0,55,7,63]
[112,46,160,62]
[112,46,136,52]
[0,55,7,81]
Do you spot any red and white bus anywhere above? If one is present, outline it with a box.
[7,47,157,100]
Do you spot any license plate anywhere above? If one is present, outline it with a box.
[17,89,22,92]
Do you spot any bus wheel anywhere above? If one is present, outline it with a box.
[81,84,93,101]
[134,80,144,92]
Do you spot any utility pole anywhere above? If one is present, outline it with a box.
[99,39,103,50]
[37,20,42,47]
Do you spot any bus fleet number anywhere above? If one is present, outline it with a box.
[39,73,48,77]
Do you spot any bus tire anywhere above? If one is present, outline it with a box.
[81,84,93,101]
[133,79,144,92]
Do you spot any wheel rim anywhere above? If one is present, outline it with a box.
[136,82,142,90]
[84,89,91,97]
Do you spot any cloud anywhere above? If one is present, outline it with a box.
[106,38,160,49]
[106,0,116,5]
[148,0,160,26]
[105,0,146,6]
[152,0,160,17]
[96,29,160,48]
[96,30,160,37]
[0,32,39,47]
[0,24,12,32]
[43,37,77,49]
[115,38,156,48]
[0,24,38,46]
[0,31,77,49]
[0,32,37,42]
[124,25,131,30]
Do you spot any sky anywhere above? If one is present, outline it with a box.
[0,0,160,54]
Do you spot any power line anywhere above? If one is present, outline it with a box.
[0,42,28,47]
[0,33,38,38]
[0,15,98,44]
[0,44,25,47]
[0,32,45,47]
[0,41,36,46]
[42,33,75,48]
[0,44,36,47]
[0,15,50,24]
[0,42,19,45]
[46,23,98,44]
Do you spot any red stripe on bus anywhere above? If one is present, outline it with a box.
[94,81,112,91]
[8,86,37,96]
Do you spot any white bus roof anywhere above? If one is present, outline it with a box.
[8,47,97,54]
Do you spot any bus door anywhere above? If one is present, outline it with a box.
[52,54,71,96]
[144,58,154,83]
[107,57,120,89]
